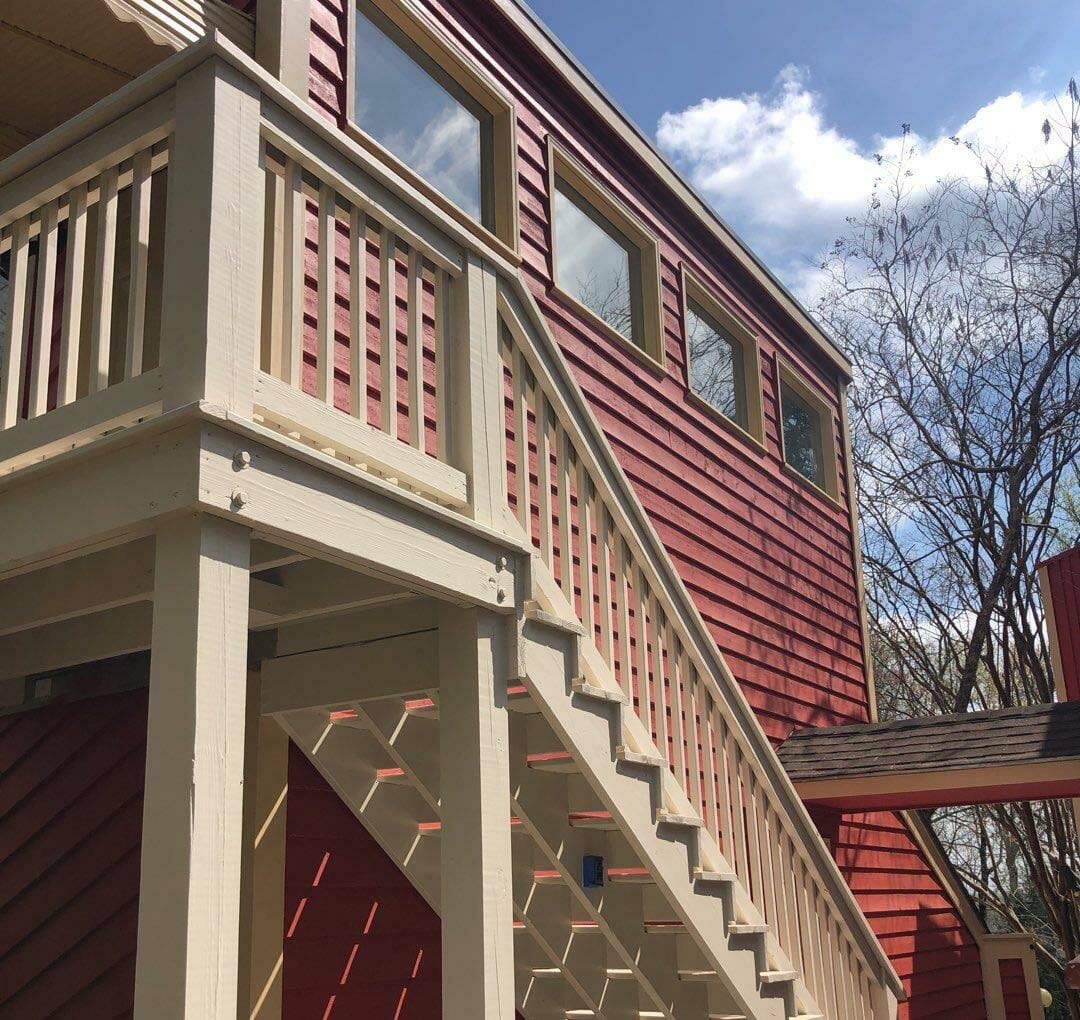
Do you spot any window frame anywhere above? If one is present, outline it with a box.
[775,355,841,503]
[680,264,765,449]
[546,136,665,370]
[346,0,519,255]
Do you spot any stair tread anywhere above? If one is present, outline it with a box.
[606,867,653,883]
[616,746,667,769]
[729,922,769,935]
[568,810,617,830]
[759,970,799,984]
[524,600,584,635]
[403,696,438,719]
[656,809,705,828]
[527,750,580,773]
[694,868,737,884]
[572,678,627,704]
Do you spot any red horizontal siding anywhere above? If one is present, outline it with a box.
[998,957,1033,1020]
[1043,546,1080,701]
[0,688,146,1019]
[307,3,989,1015]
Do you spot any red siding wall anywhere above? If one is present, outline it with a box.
[306,0,989,1012]
[0,688,146,1019]
[283,743,442,1019]
[1043,546,1080,702]
[998,958,1033,1020]
[835,812,986,1020]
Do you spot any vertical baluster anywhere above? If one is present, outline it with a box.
[281,159,305,387]
[434,270,449,460]
[378,228,396,433]
[650,599,669,767]
[89,165,119,393]
[406,247,424,448]
[28,200,59,417]
[596,506,613,670]
[577,463,594,640]
[666,623,687,793]
[348,205,366,418]
[615,536,632,696]
[828,920,849,1020]
[125,148,152,380]
[684,663,703,816]
[725,730,743,881]
[633,566,651,730]
[740,760,761,905]
[58,183,88,407]
[261,158,283,376]
[557,426,573,598]
[754,790,776,923]
[316,182,336,404]
[768,806,790,950]
[512,344,529,531]
[1,216,31,427]
[712,705,734,862]
[702,693,720,847]
[780,835,801,968]
[535,393,553,566]
[815,885,837,1020]
[798,861,821,1006]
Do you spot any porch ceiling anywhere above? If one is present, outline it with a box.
[0,0,255,163]
[0,1,171,161]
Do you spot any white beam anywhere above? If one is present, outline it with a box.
[134,514,252,1018]
[0,538,154,637]
[197,423,515,610]
[438,605,515,1019]
[261,629,438,713]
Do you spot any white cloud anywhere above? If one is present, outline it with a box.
[656,65,1072,301]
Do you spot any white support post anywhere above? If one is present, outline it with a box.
[438,604,516,1019]
[159,57,264,414]
[449,253,507,527]
[134,514,252,1019]
[254,0,312,98]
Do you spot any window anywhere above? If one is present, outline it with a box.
[347,0,517,246]
[681,266,764,443]
[553,178,640,344]
[777,358,840,500]
[547,137,664,366]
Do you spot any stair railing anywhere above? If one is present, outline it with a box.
[496,282,903,1019]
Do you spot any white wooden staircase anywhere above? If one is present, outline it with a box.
[273,277,902,1019]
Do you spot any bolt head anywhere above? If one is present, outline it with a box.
[231,489,248,509]
[233,450,252,469]
[497,587,507,603]
[497,555,508,571]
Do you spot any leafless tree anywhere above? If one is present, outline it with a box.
[818,85,1080,1013]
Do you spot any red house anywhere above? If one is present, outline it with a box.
[0,2,1067,1018]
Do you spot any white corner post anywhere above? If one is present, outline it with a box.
[134,514,252,1018]
[438,604,516,1019]
[449,254,507,528]
[159,56,263,415]
[254,0,311,99]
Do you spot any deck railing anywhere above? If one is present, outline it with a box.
[498,287,900,1018]
[0,36,901,1017]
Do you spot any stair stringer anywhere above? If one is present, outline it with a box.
[519,615,793,1020]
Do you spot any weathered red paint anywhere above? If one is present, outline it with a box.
[0,688,147,1018]
[998,957,1034,1020]
[1042,546,1080,702]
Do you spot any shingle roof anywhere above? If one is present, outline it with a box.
[778,702,1080,783]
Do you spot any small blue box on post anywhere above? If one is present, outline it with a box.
[582,854,605,888]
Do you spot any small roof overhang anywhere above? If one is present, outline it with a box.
[779,702,1080,811]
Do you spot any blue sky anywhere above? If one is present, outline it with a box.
[527,0,1080,297]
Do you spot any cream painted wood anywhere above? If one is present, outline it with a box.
[125,148,153,379]
[27,200,59,418]
[449,253,506,526]
[245,716,289,1020]
[134,514,252,1019]
[280,158,304,388]
[0,216,30,428]
[316,181,336,404]
[407,246,424,449]
[196,423,511,610]
[378,227,396,434]
[260,629,437,713]
[57,182,88,407]
[438,604,516,1019]
[158,58,262,413]
[253,0,310,98]
[89,166,119,395]
[348,205,366,417]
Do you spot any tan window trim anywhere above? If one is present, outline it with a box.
[680,264,766,452]
[775,354,842,505]
[345,0,521,259]
[546,135,665,371]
